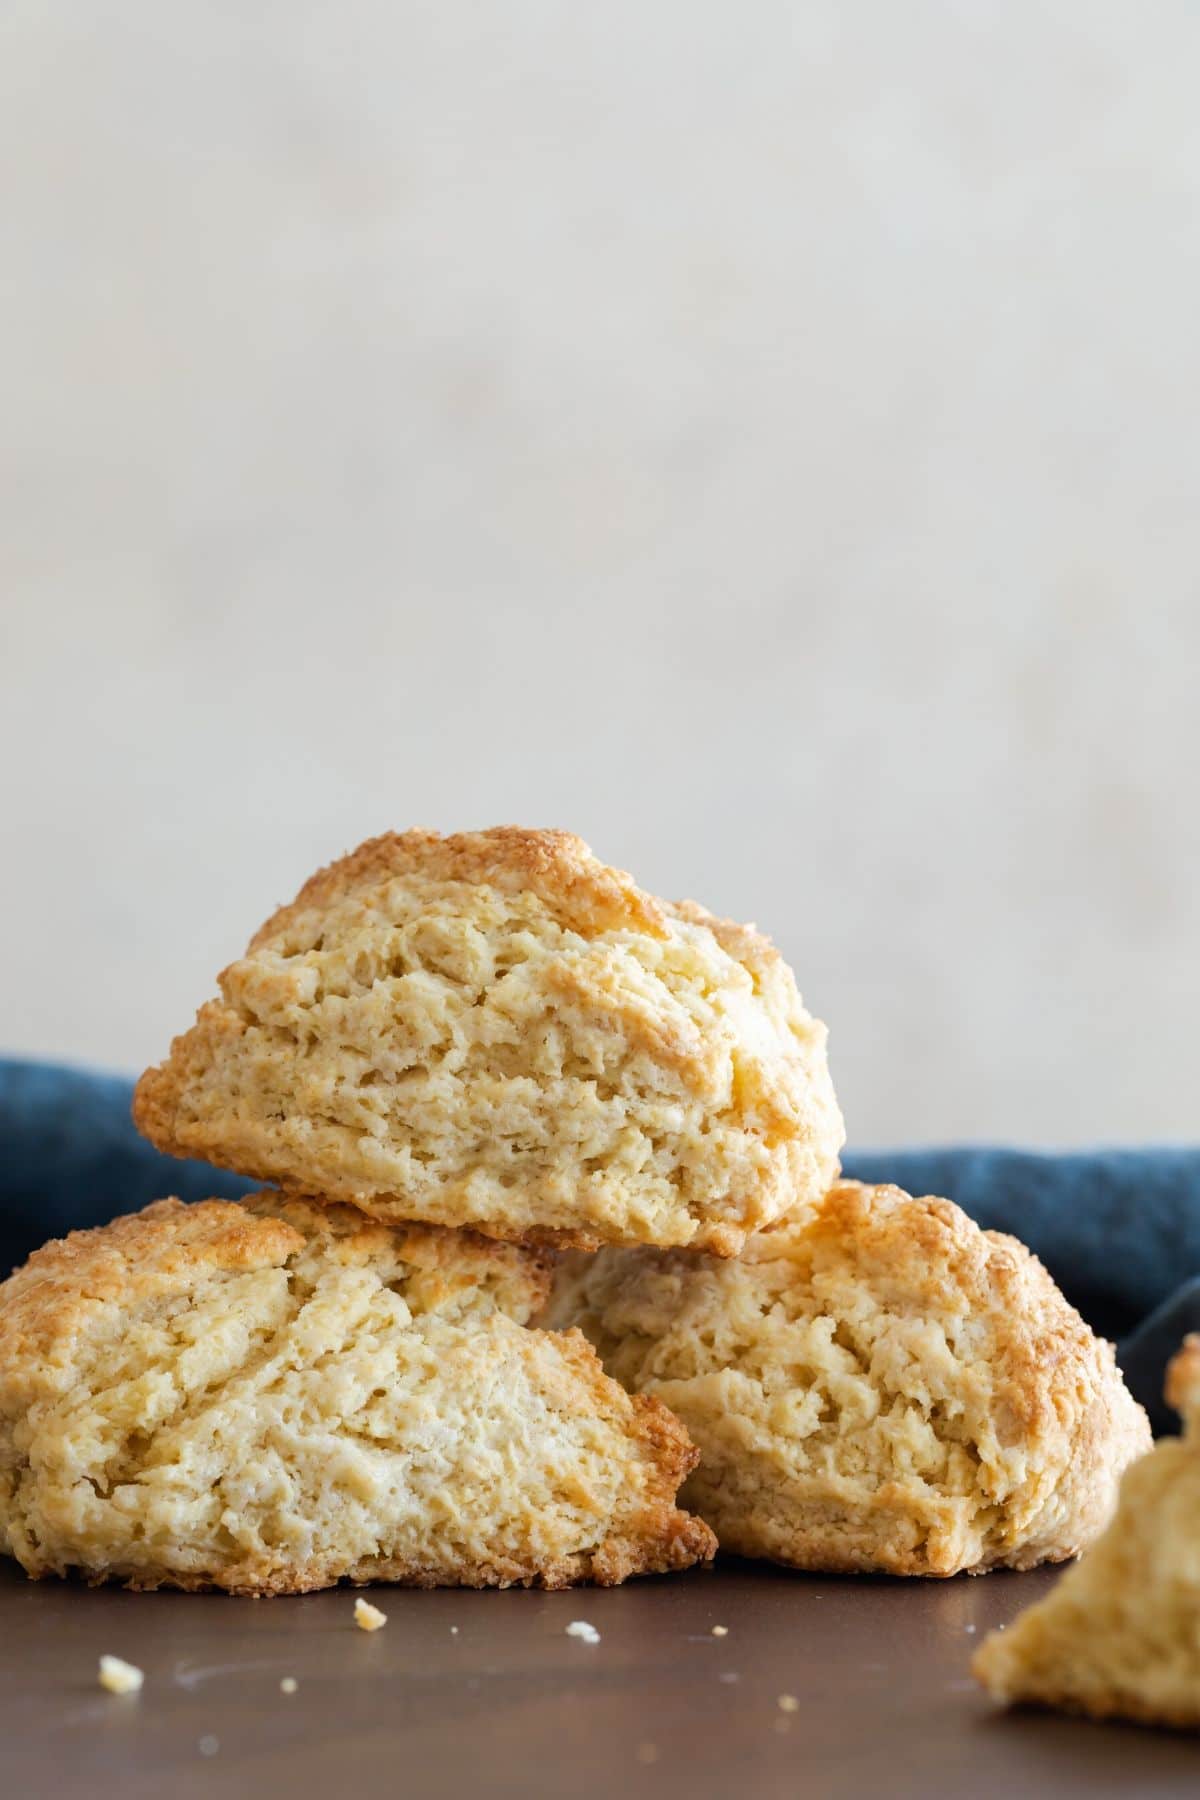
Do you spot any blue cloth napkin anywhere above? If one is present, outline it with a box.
[0,1059,253,1271]
[2,1059,1198,1430]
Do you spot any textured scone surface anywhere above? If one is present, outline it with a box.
[133,828,843,1252]
[0,1196,714,1593]
[543,1180,1150,1576]
[974,1337,1200,1727]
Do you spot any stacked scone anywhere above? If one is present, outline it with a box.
[0,827,1149,1601]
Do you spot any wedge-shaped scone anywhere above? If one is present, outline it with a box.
[0,1195,715,1593]
[543,1180,1150,1576]
[974,1338,1200,1727]
[133,828,843,1253]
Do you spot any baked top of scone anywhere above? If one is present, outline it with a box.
[0,1195,715,1594]
[974,1336,1199,1729]
[543,1179,1151,1577]
[133,827,844,1254]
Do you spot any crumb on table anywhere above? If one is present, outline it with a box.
[566,1620,600,1645]
[354,1598,388,1632]
[280,1677,298,1694]
[711,1625,728,1637]
[98,1655,144,1695]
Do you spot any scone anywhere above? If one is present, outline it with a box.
[133,827,843,1253]
[0,1195,715,1593]
[974,1337,1200,1727]
[542,1180,1150,1576]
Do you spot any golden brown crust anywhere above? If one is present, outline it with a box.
[666,897,783,976]
[544,1180,1150,1578]
[0,1199,300,1392]
[0,1196,549,1385]
[0,1195,713,1594]
[251,827,671,948]
[133,826,843,1253]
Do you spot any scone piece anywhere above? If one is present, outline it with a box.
[974,1338,1200,1728]
[0,1196,714,1593]
[543,1180,1150,1576]
[133,827,843,1254]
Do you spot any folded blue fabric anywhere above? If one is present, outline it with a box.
[0,1059,253,1274]
[2,1060,1198,1429]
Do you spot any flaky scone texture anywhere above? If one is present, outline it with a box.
[0,1196,714,1594]
[974,1337,1200,1728]
[133,828,843,1254]
[542,1180,1149,1577]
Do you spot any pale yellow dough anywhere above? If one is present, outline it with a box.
[975,1336,1200,1728]
[544,1180,1149,1576]
[133,827,844,1253]
[0,1194,715,1594]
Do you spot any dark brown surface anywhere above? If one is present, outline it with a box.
[1,1557,1196,1798]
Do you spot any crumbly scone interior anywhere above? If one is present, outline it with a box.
[134,831,843,1252]
[973,1335,1200,1725]
[0,1196,710,1592]
[974,1442,1200,1722]
[544,1183,1149,1575]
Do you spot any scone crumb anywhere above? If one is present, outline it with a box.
[354,1598,388,1632]
[777,1693,799,1712]
[280,1677,298,1694]
[98,1655,144,1695]
[711,1625,728,1637]
[450,1626,459,1635]
[566,1620,600,1645]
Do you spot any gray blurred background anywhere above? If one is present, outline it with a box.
[3,3,1198,1147]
